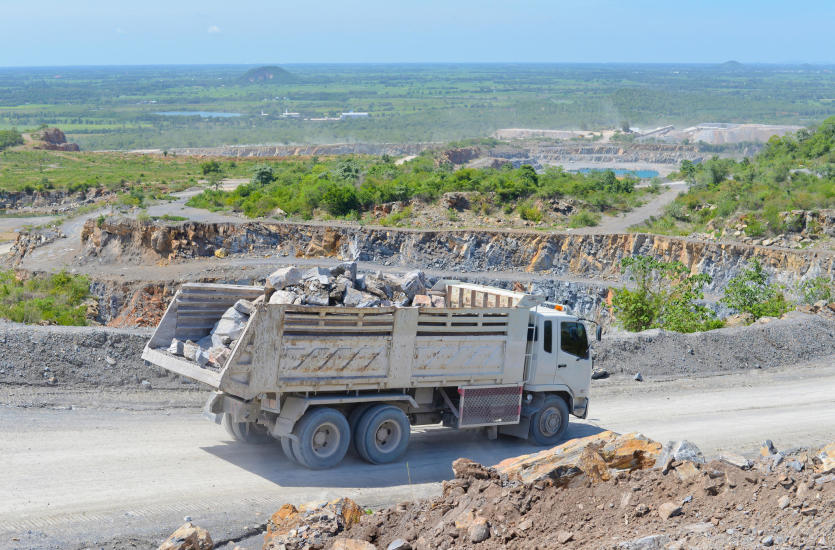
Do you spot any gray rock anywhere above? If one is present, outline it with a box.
[343,287,368,307]
[303,292,330,306]
[105,356,117,366]
[788,460,804,472]
[400,270,427,299]
[354,273,366,290]
[719,453,753,469]
[331,261,358,282]
[233,299,254,315]
[269,290,298,305]
[468,521,490,543]
[762,439,777,455]
[672,440,705,464]
[267,266,302,289]
[211,306,249,342]
[386,539,411,550]
[168,338,185,355]
[591,369,609,380]
[762,535,774,547]
[619,535,669,550]
[633,372,643,382]
[303,266,332,285]
[140,380,151,390]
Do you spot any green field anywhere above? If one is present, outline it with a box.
[1,64,834,150]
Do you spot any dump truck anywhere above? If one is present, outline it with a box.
[143,280,597,469]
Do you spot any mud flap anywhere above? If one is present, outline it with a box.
[203,393,223,425]
[572,397,589,419]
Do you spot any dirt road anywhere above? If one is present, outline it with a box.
[574,181,686,234]
[2,358,834,549]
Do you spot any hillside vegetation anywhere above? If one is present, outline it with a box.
[186,153,652,226]
[638,116,835,236]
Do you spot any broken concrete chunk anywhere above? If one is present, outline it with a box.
[267,266,302,290]
[233,299,254,315]
[269,290,298,305]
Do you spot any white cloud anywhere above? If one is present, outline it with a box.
[115,27,126,35]
[208,25,221,34]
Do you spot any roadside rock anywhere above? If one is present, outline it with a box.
[157,522,213,550]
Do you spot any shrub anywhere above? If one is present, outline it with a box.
[518,202,543,222]
[568,210,601,228]
[0,270,91,325]
[612,256,722,333]
[321,184,360,216]
[797,276,834,304]
[720,258,792,319]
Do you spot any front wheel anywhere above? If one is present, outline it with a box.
[291,407,351,470]
[222,414,272,444]
[528,395,569,445]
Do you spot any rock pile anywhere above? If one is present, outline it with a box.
[262,498,364,550]
[165,263,432,369]
[329,435,835,549]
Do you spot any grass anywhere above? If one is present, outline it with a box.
[568,209,601,228]
[0,270,91,325]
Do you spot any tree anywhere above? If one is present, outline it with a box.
[251,164,274,187]
[720,258,792,320]
[321,184,360,216]
[201,160,222,175]
[612,256,722,333]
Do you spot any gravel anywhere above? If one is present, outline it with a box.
[594,311,835,379]
[0,321,189,389]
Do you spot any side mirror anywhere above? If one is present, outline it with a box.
[595,325,602,342]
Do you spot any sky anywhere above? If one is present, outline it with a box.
[1,0,833,67]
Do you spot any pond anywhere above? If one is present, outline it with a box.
[154,111,241,118]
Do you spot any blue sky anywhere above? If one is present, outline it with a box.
[1,0,833,67]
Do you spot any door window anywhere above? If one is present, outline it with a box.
[560,322,588,358]
[543,320,552,353]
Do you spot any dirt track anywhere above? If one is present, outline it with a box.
[2,358,834,549]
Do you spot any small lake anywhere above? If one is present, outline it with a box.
[576,168,659,179]
[155,111,241,118]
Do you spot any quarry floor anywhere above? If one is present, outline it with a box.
[2,357,834,550]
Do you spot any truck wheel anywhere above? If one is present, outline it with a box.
[528,395,569,445]
[222,414,272,444]
[348,404,373,455]
[280,437,298,464]
[291,407,350,470]
[355,404,410,464]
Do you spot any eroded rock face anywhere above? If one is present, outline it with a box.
[80,220,835,293]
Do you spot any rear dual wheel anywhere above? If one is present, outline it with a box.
[354,405,410,465]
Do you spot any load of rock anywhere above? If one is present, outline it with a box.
[166,263,434,369]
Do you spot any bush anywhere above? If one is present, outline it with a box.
[798,276,834,304]
[0,270,91,325]
[321,184,360,216]
[720,258,792,319]
[518,202,543,222]
[568,210,601,228]
[612,256,722,333]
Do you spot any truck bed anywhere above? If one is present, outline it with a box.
[143,282,531,399]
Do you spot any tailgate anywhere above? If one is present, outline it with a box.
[142,282,263,388]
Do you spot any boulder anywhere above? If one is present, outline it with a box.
[399,270,426,299]
[267,266,302,290]
[494,431,662,485]
[658,502,683,520]
[269,290,298,305]
[814,442,835,473]
[232,299,254,315]
[157,522,213,550]
[210,306,249,342]
[331,261,358,282]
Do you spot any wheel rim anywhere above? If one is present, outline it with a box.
[311,421,341,458]
[538,406,563,438]
[372,419,402,454]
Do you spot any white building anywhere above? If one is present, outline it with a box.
[340,111,369,119]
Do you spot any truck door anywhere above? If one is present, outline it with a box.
[553,320,592,388]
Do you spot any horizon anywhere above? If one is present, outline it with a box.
[1,0,834,67]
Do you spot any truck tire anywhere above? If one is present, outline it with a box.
[528,395,569,445]
[222,414,272,444]
[348,404,373,455]
[355,404,410,464]
[291,407,351,470]
[280,437,298,464]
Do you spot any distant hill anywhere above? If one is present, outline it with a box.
[239,66,296,84]
[719,60,744,70]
